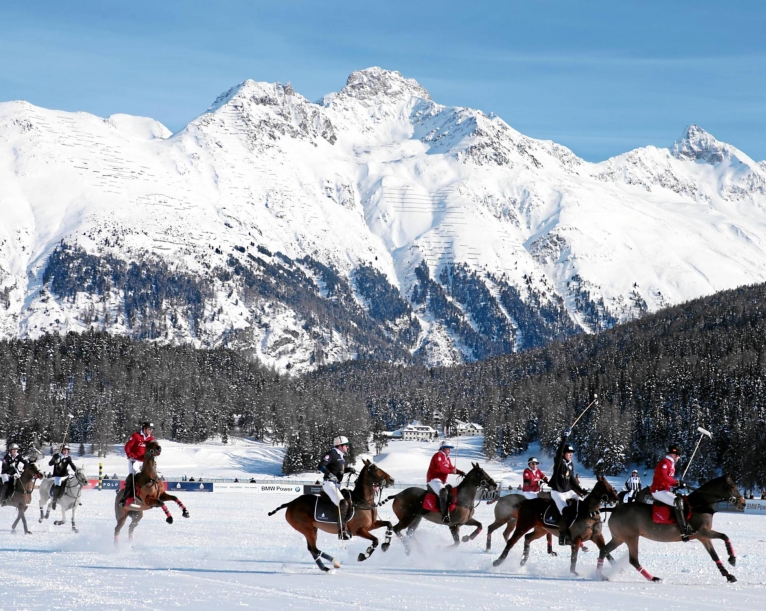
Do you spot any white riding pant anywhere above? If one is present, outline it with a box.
[53,476,67,486]
[322,480,343,506]
[428,479,445,495]
[520,490,539,500]
[551,489,581,512]
[652,490,676,506]
[128,460,142,475]
[1,474,9,484]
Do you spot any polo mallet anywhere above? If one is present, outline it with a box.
[59,414,75,454]
[681,427,712,481]
[545,394,598,476]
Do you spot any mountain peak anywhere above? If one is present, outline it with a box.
[340,67,431,101]
[672,124,728,164]
[207,80,298,113]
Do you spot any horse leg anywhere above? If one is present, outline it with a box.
[307,527,335,572]
[371,519,394,552]
[520,527,546,567]
[570,536,582,576]
[114,511,128,543]
[546,532,557,556]
[128,511,143,540]
[355,529,379,562]
[485,517,507,551]
[493,521,531,567]
[20,507,31,535]
[626,536,660,583]
[393,514,419,556]
[698,527,737,567]
[699,537,737,583]
[159,492,189,518]
[70,502,78,533]
[160,504,174,524]
[12,508,21,533]
[461,517,482,543]
[449,524,461,547]
[596,537,623,580]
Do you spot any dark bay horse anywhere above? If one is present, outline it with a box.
[268,459,395,571]
[596,475,745,583]
[114,440,189,543]
[1,461,43,534]
[493,476,619,575]
[485,491,555,556]
[384,462,497,554]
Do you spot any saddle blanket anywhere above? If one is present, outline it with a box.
[652,497,692,525]
[423,487,457,513]
[543,503,562,526]
[314,495,354,524]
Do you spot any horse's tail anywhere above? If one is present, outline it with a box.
[378,493,399,506]
[268,502,291,516]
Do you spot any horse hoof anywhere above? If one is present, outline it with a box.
[492,558,505,568]
[727,574,737,583]
[381,543,389,552]
[571,571,579,577]
[25,531,32,535]
[728,556,736,567]
[598,573,609,582]
[332,559,341,569]
[182,510,190,518]
[72,528,79,533]
[548,551,558,557]
[652,577,662,583]
[166,516,174,524]
[461,535,470,543]
[38,518,43,523]
[357,553,367,562]
[520,559,527,567]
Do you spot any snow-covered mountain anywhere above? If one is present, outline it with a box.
[2,67,766,372]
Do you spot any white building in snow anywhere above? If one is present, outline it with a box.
[454,420,483,436]
[391,421,438,442]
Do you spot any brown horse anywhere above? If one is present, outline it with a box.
[1,461,43,534]
[268,459,395,571]
[383,462,497,554]
[485,491,556,556]
[596,474,745,583]
[114,440,189,543]
[492,476,619,575]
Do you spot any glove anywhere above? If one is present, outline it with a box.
[345,467,356,474]
[564,428,572,437]
[542,476,549,483]
[53,455,61,464]
[676,480,686,489]
[456,469,465,476]
[328,473,338,484]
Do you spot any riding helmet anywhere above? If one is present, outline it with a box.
[142,421,154,429]
[667,444,681,455]
[61,444,70,451]
[440,440,455,450]
[8,443,19,451]
[528,457,539,465]
[333,435,349,447]
[563,443,575,453]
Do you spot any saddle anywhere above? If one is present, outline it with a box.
[543,502,563,527]
[423,487,457,513]
[652,496,692,525]
[314,491,354,524]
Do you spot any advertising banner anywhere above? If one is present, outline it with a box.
[215,482,303,494]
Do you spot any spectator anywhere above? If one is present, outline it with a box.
[234,478,239,483]
[249,478,256,483]
[189,477,195,482]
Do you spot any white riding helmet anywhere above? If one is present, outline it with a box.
[440,440,455,450]
[8,443,20,451]
[333,436,349,447]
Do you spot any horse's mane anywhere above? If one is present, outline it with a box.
[688,474,737,509]
[351,462,372,502]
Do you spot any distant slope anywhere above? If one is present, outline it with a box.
[3,68,766,371]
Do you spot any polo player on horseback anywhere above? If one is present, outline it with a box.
[522,457,548,497]
[650,443,694,540]
[49,444,78,510]
[319,436,356,540]
[1,444,28,505]
[427,440,465,523]
[120,422,155,507]
[550,430,586,545]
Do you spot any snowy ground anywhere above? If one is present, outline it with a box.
[3,437,764,609]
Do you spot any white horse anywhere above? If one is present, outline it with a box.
[38,467,88,532]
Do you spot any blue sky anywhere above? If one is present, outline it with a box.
[1,1,764,161]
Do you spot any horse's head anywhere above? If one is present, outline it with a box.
[75,467,89,486]
[465,462,498,492]
[25,462,43,480]
[722,474,745,510]
[362,459,394,490]
[144,440,162,459]
[594,475,619,505]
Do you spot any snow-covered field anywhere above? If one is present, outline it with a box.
[3,437,764,610]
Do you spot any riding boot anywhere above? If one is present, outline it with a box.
[51,484,62,509]
[558,504,572,546]
[337,499,352,540]
[439,486,451,523]
[674,495,693,541]
[120,474,134,507]
[0,481,11,505]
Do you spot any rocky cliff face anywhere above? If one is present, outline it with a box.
[2,68,766,372]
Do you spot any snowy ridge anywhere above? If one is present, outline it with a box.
[3,68,766,371]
